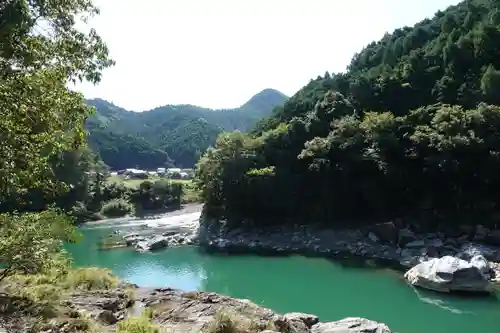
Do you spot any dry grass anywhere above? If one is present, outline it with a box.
[1,267,123,328]
[63,268,119,291]
[116,309,159,333]
[202,309,271,333]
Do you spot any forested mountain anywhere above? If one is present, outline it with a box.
[197,0,500,229]
[86,89,288,169]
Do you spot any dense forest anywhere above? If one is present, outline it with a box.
[196,0,500,230]
[86,89,288,169]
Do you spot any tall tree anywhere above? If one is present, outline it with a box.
[0,0,113,201]
[0,0,113,278]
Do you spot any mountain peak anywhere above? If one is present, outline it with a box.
[241,89,288,114]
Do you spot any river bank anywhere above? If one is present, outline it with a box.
[198,217,500,285]
[90,205,500,285]
[69,219,500,333]
[0,283,392,333]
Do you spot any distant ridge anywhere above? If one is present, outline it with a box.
[85,89,288,169]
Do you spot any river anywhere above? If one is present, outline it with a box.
[66,213,500,333]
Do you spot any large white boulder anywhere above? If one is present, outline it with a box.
[404,256,490,293]
[312,318,391,333]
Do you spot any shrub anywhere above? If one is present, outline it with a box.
[100,198,134,218]
[117,310,159,333]
[0,211,76,282]
[64,268,118,291]
[203,310,238,333]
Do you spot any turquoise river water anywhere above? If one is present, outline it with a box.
[66,222,500,333]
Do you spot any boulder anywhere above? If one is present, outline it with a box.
[135,236,169,252]
[404,256,490,293]
[371,222,398,244]
[274,316,309,333]
[474,225,489,242]
[485,229,500,246]
[367,232,379,243]
[459,225,475,236]
[404,240,425,249]
[425,238,443,248]
[469,255,490,277]
[398,228,417,247]
[490,262,500,283]
[95,310,118,325]
[283,312,319,328]
[458,243,500,262]
[311,318,391,333]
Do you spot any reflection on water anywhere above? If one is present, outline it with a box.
[66,221,500,333]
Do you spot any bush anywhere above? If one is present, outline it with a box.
[100,198,134,218]
[64,268,118,291]
[204,311,238,333]
[0,211,76,282]
[117,310,159,333]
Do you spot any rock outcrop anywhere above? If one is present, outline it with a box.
[404,256,491,293]
[311,318,391,333]
[198,216,500,287]
[130,288,392,333]
[1,286,393,333]
[136,288,391,333]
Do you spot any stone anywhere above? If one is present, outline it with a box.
[367,232,379,243]
[95,310,118,325]
[311,317,391,333]
[474,225,489,242]
[283,312,319,328]
[459,225,475,236]
[470,255,490,277]
[371,222,398,244]
[459,243,500,262]
[404,256,491,293]
[425,238,443,248]
[404,240,425,248]
[485,229,500,246]
[398,228,417,247]
[135,236,169,252]
[490,262,500,283]
[274,316,309,333]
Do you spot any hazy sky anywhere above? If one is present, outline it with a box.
[75,0,460,111]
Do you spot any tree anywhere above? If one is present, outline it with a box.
[0,211,78,282]
[0,0,113,202]
[0,0,113,279]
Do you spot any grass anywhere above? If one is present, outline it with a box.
[202,309,273,333]
[0,267,125,329]
[63,268,119,291]
[117,309,159,333]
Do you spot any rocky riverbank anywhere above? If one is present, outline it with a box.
[95,208,500,291]
[0,286,392,333]
[197,217,500,286]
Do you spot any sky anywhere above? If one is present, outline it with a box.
[75,0,461,111]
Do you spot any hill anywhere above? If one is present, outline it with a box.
[196,0,500,229]
[86,89,288,169]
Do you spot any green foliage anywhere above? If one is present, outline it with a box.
[2,267,122,322]
[116,310,159,333]
[0,211,76,282]
[0,0,113,202]
[85,89,288,169]
[129,179,183,213]
[63,267,118,291]
[196,0,500,228]
[100,198,134,218]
